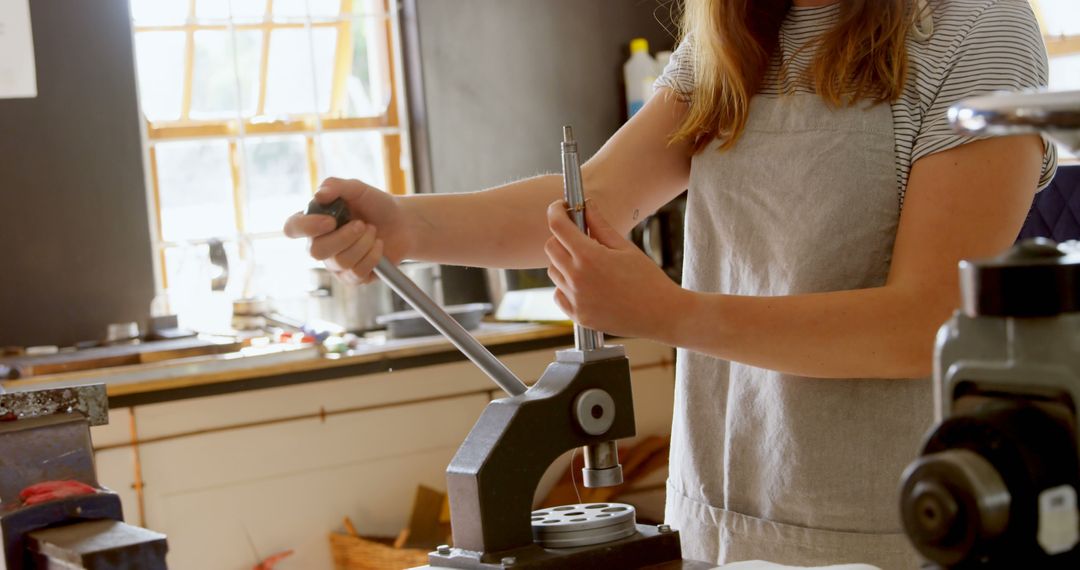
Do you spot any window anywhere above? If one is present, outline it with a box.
[1031,0,1080,160]
[129,0,410,330]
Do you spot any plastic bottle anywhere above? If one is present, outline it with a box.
[624,38,656,119]
[655,50,673,77]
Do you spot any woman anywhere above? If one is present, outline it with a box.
[285,0,1056,567]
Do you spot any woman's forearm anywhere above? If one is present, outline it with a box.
[397,95,693,270]
[664,284,956,379]
[400,174,564,269]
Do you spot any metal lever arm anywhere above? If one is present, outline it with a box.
[306,199,528,397]
[373,259,527,396]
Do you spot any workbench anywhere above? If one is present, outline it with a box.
[2,323,576,407]
[2,325,677,569]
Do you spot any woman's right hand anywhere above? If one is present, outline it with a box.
[283,177,415,284]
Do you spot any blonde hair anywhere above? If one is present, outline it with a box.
[673,0,916,152]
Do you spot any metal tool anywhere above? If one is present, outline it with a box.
[561,126,604,352]
[306,196,527,397]
[899,90,1080,568]
[0,385,168,569]
[949,90,1080,154]
[304,127,697,568]
[560,126,624,489]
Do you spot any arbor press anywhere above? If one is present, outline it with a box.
[0,384,167,569]
[306,127,705,569]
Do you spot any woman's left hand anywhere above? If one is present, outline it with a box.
[544,200,689,340]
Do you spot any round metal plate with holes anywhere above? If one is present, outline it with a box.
[530,503,637,548]
[574,389,615,436]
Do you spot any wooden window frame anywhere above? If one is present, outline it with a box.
[134,0,410,292]
[1031,1,1080,57]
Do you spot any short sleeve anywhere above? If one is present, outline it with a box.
[654,39,695,101]
[912,0,1057,189]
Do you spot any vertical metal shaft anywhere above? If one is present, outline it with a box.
[561,126,605,352]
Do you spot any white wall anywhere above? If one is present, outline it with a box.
[92,339,675,570]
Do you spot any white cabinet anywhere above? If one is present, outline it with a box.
[93,339,675,570]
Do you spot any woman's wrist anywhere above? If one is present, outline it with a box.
[655,286,704,348]
[394,194,425,261]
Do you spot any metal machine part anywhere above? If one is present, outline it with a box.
[374,258,529,396]
[900,239,1080,568]
[27,520,168,570]
[0,385,168,569]
[948,89,1080,153]
[530,503,637,548]
[899,89,1080,568]
[560,126,626,491]
[573,389,615,436]
[0,384,108,427]
[560,126,604,353]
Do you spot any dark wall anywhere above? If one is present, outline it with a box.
[408,0,678,302]
[414,0,678,194]
[0,0,155,347]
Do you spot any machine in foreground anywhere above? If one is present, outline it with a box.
[0,384,168,569]
[900,90,1080,568]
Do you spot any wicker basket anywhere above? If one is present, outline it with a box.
[329,530,431,570]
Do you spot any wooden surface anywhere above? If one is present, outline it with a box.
[0,337,242,378]
[2,323,572,400]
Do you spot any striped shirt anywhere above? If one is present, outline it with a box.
[655,0,1058,204]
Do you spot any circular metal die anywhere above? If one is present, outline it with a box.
[574,389,615,436]
[900,449,1011,566]
[530,503,637,548]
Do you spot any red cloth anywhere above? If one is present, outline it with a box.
[20,480,96,505]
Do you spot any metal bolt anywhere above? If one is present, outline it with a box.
[501,556,517,566]
[436,544,451,556]
[657,524,672,534]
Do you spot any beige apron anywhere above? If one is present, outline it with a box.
[666,94,933,569]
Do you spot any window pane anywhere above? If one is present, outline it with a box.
[357,0,389,16]
[244,136,312,233]
[190,30,260,119]
[319,132,386,190]
[247,236,315,297]
[155,141,237,241]
[249,237,319,317]
[1050,54,1080,91]
[195,0,266,23]
[163,242,242,333]
[1038,0,1080,36]
[346,16,391,117]
[134,32,185,121]
[274,0,339,19]
[265,28,337,115]
[130,0,188,25]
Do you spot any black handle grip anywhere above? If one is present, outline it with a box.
[306,197,351,230]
